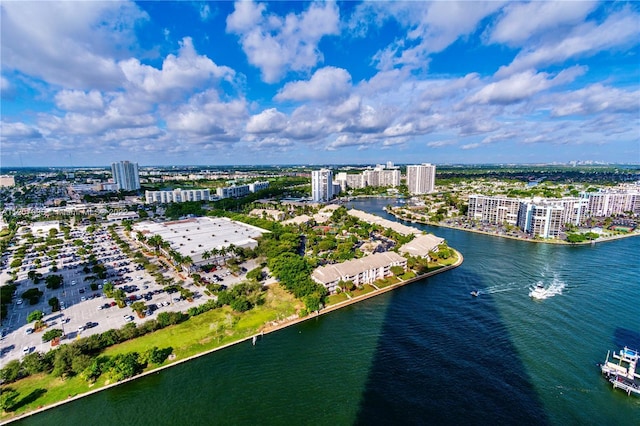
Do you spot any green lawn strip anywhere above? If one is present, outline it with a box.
[400,271,416,280]
[350,284,375,297]
[1,374,91,420]
[1,286,300,421]
[326,292,349,305]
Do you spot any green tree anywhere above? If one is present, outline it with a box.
[130,301,146,316]
[0,360,23,383]
[48,296,61,312]
[0,387,19,412]
[45,274,64,290]
[20,288,43,305]
[22,351,51,375]
[108,352,144,382]
[27,310,44,323]
[42,328,64,342]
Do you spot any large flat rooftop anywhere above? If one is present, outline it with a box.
[133,217,268,264]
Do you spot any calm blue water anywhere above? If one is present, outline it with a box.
[14,199,640,425]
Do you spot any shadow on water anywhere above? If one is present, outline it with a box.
[613,328,640,350]
[354,270,549,426]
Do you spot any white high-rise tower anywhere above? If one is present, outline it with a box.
[111,161,140,191]
[311,169,334,202]
[406,163,436,194]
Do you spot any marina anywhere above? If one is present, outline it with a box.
[600,347,640,396]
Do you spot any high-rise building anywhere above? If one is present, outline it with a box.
[311,169,334,202]
[406,163,436,194]
[111,161,140,191]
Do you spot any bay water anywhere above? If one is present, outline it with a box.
[16,198,640,425]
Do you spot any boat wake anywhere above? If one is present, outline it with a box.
[529,277,566,300]
[479,282,526,295]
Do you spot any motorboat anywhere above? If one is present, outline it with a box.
[528,282,548,299]
[470,290,479,297]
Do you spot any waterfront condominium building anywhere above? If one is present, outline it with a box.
[406,163,436,195]
[467,195,521,225]
[468,195,588,239]
[111,161,140,191]
[311,169,334,202]
[582,184,640,217]
[145,188,211,204]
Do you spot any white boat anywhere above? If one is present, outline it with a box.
[528,282,548,299]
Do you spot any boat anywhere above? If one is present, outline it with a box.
[600,347,640,396]
[528,282,548,299]
[470,291,479,297]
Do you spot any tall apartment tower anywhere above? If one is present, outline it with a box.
[311,169,334,202]
[111,161,140,191]
[406,163,436,195]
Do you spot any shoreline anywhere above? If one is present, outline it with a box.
[1,251,463,425]
[385,208,640,246]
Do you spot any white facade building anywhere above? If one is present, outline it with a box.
[311,252,407,293]
[111,161,140,191]
[406,163,436,194]
[145,188,211,204]
[312,169,334,202]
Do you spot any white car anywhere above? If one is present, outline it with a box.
[22,346,30,354]
[16,299,23,305]
[124,315,134,322]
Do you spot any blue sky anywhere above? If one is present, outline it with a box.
[1,1,639,167]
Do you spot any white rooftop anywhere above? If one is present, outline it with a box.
[347,209,422,236]
[133,217,268,264]
[398,234,444,257]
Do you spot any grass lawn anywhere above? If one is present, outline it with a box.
[0,285,300,421]
[350,284,375,297]
[326,292,349,305]
[376,276,400,288]
[400,271,416,280]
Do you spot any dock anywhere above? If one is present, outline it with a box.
[600,347,640,396]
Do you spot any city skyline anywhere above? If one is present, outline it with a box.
[1,1,639,167]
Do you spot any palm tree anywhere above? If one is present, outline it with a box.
[147,235,163,253]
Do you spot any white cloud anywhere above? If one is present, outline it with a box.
[0,121,43,140]
[363,1,504,70]
[226,1,339,83]
[200,4,212,21]
[1,1,147,89]
[497,8,640,77]
[54,90,105,111]
[549,84,640,117]
[41,109,156,136]
[164,90,248,141]
[487,1,597,46]
[246,108,288,134]
[275,67,352,102]
[469,67,586,104]
[120,37,235,101]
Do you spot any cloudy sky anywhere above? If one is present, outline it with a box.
[1,1,639,167]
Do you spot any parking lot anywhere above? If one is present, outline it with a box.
[1,224,247,363]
